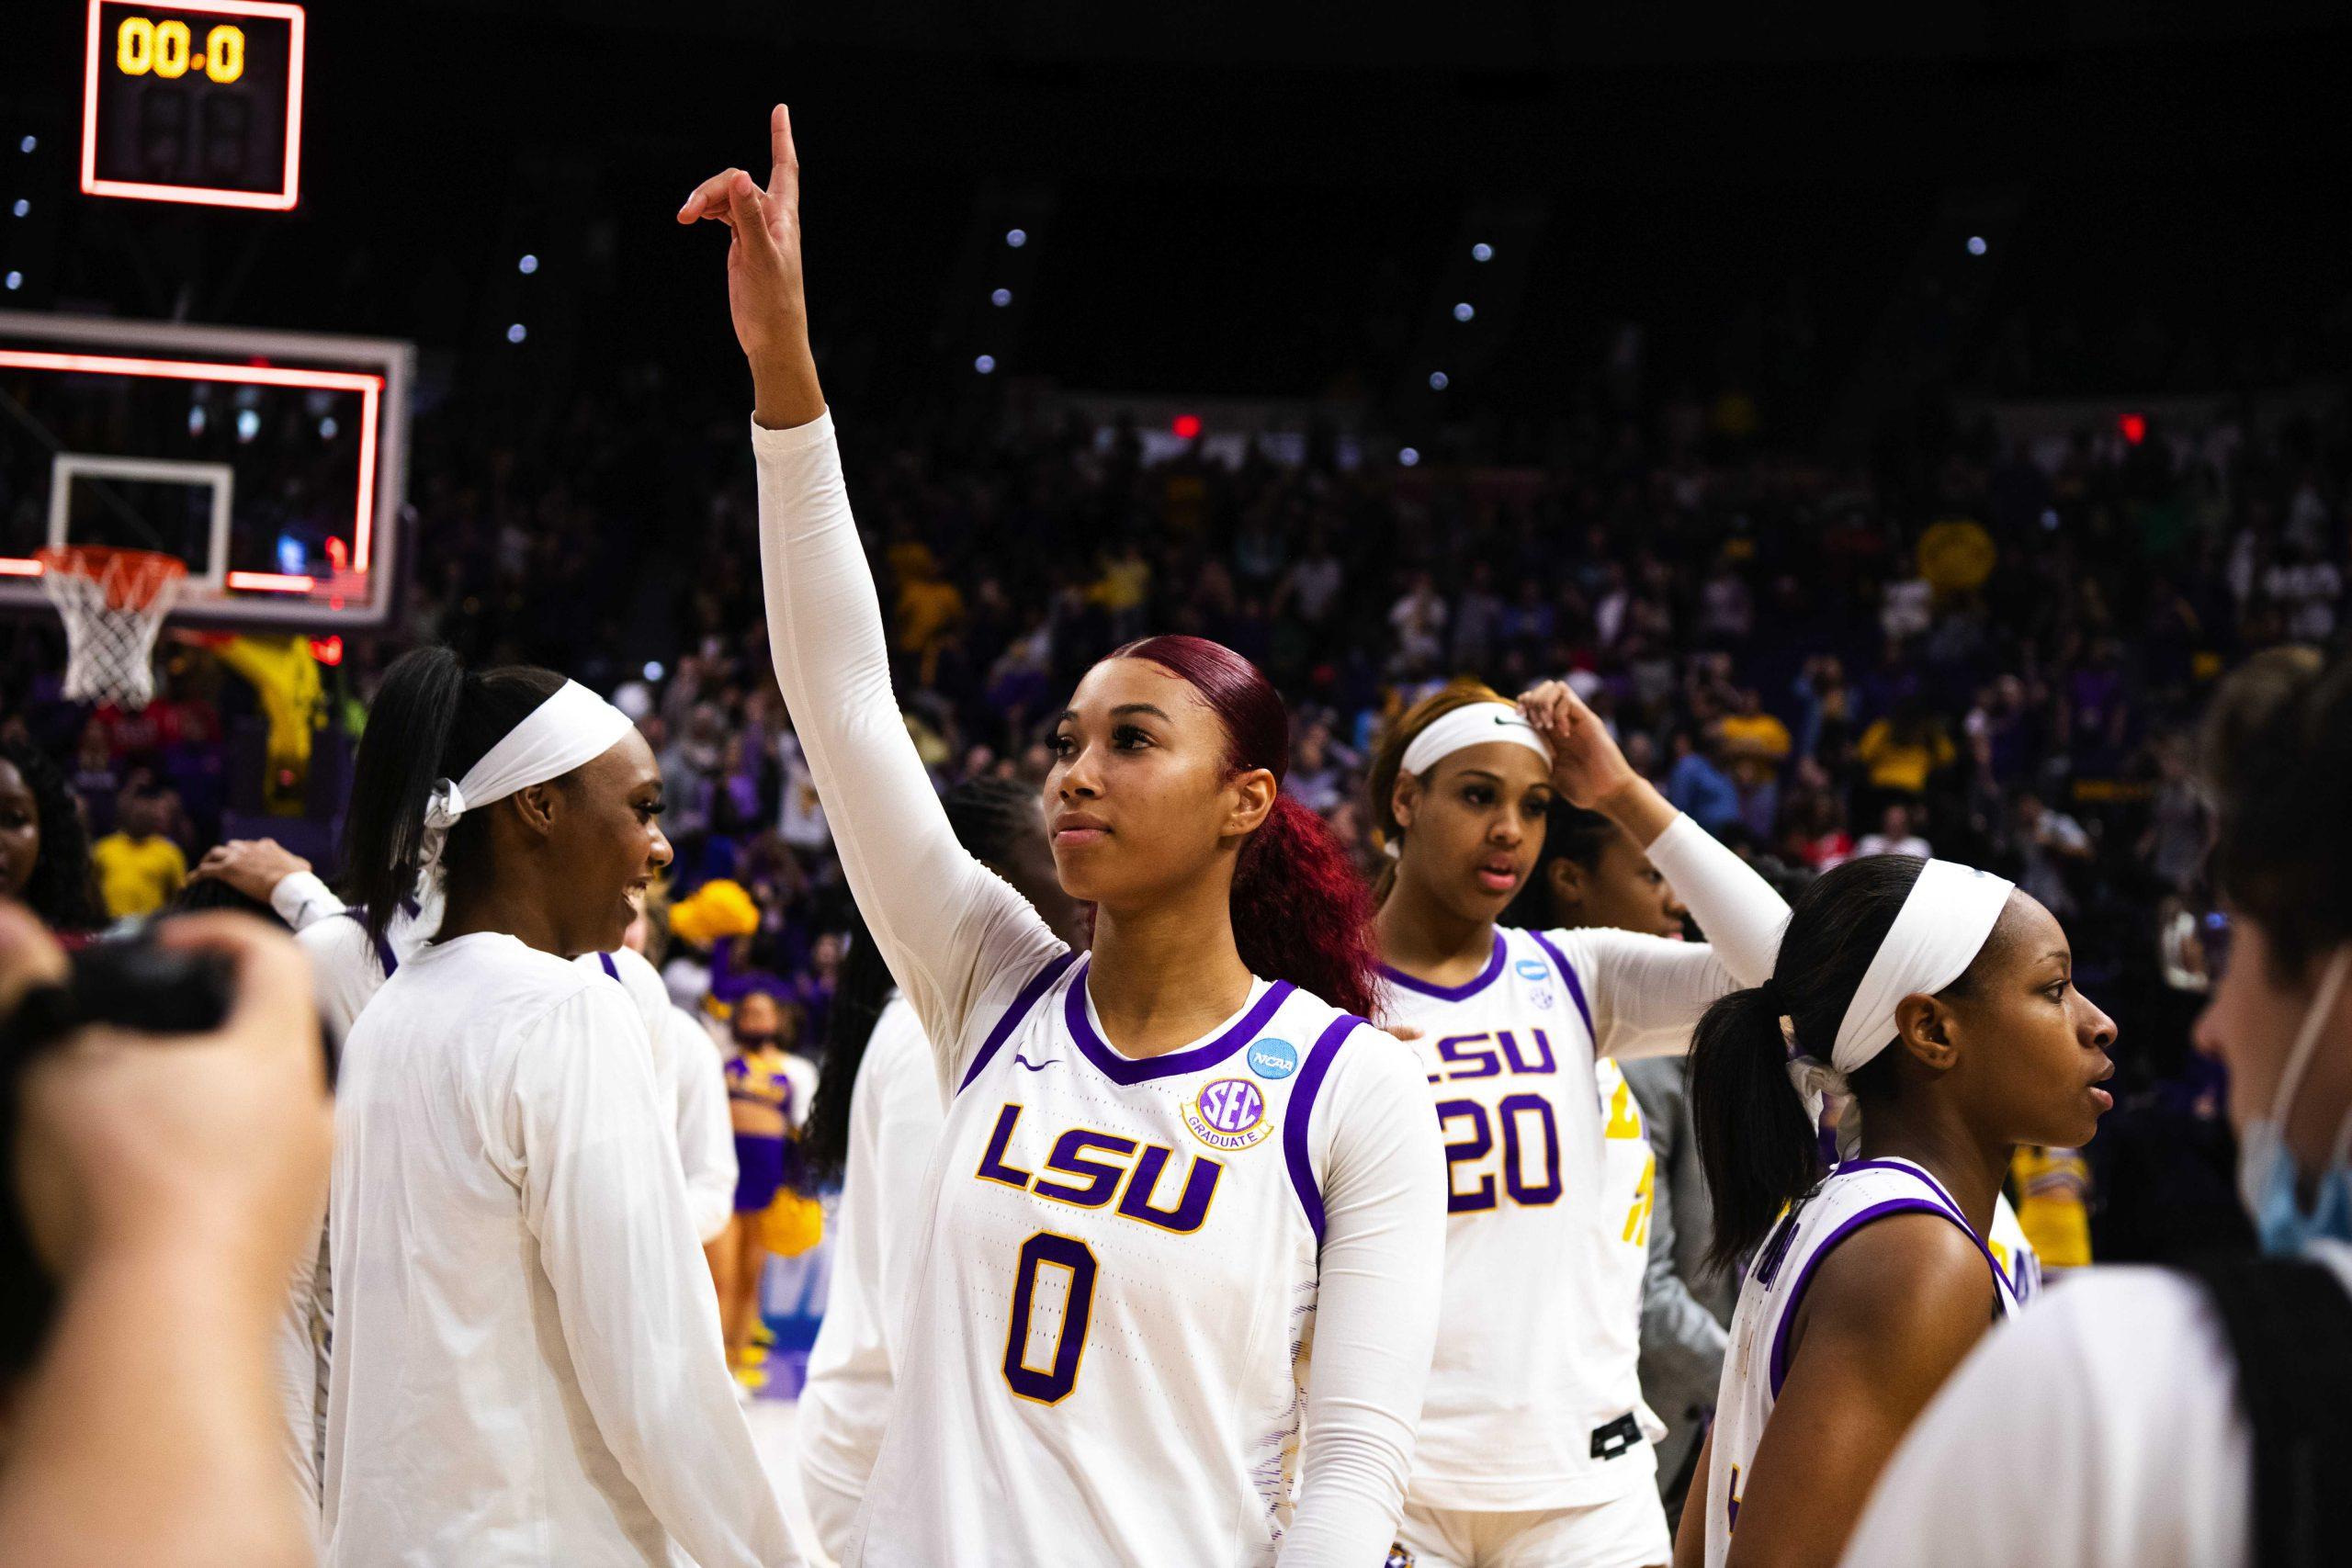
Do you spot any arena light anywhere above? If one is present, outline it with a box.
[991,288,1012,307]
[1966,235,1988,256]
[1453,302,1474,322]
[0,347,382,574]
[517,254,538,275]
[2118,412,2147,446]
[1429,371,1449,390]
[1471,243,1493,262]
[1399,447,1420,467]
[308,634,343,665]
[227,570,313,592]
[1171,413,1202,439]
[974,354,996,374]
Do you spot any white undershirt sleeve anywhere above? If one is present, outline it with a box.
[752,413,1066,1083]
[269,869,345,931]
[509,987,799,1567]
[665,1007,740,1244]
[1559,812,1790,1061]
[1283,1032,1447,1565]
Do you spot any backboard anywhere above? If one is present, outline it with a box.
[0,310,412,628]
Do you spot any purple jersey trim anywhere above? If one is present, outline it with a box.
[1063,958,1297,1085]
[1524,929,1597,1041]
[597,952,620,980]
[1763,1162,2019,1399]
[340,907,400,978]
[1764,1196,1955,1399]
[1829,1157,2018,1300]
[955,949,1080,1095]
[1283,1014,1367,1244]
[1380,930,1508,1001]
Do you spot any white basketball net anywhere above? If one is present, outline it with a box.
[37,548,187,710]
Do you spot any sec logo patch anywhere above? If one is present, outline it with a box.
[1245,1036,1298,1080]
[1182,1077,1273,1151]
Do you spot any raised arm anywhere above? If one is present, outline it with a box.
[684,107,1061,1062]
[1518,681,1789,1059]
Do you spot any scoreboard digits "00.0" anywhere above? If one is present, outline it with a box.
[80,0,307,210]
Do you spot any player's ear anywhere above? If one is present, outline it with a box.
[1390,769,1422,834]
[1223,767,1277,839]
[1892,993,1960,1071]
[509,780,562,840]
[1547,856,1588,910]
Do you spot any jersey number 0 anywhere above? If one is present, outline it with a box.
[1002,1231,1099,1404]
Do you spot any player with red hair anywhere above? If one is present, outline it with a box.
[685,107,1444,1566]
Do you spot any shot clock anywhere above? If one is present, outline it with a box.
[80,0,307,209]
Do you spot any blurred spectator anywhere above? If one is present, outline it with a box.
[1855,802,1932,860]
[0,738,106,937]
[1665,730,1741,838]
[2012,788,2095,919]
[1715,688,1791,779]
[89,790,187,921]
[1854,700,1956,802]
[1388,570,1449,674]
[63,725,119,839]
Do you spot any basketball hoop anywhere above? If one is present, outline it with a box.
[35,546,188,710]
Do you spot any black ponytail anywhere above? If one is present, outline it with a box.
[1690,853,1931,1274]
[797,775,1046,1192]
[340,647,564,960]
[797,901,893,1192]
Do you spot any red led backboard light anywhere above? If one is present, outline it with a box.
[0,347,381,577]
[81,1,307,210]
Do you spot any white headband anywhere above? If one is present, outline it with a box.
[418,680,637,881]
[1829,859,2017,1073]
[1401,702,1555,779]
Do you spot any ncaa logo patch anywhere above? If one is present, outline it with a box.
[1245,1036,1298,1080]
[1182,1077,1274,1151]
[1516,958,1550,982]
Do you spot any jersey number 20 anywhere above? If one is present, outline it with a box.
[1435,1093,1563,1213]
[1002,1231,1099,1404]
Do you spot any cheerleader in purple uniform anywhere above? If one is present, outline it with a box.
[720,989,805,1371]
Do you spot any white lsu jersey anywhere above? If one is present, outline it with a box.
[1703,1157,2022,1568]
[850,953,1396,1568]
[1381,926,1665,1512]
[1987,1190,2044,1306]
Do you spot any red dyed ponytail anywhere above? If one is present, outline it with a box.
[1231,794,1380,1019]
[1113,635,1381,1020]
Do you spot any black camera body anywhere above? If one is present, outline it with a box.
[0,934,243,1377]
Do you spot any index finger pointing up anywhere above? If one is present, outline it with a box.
[766,103,798,211]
